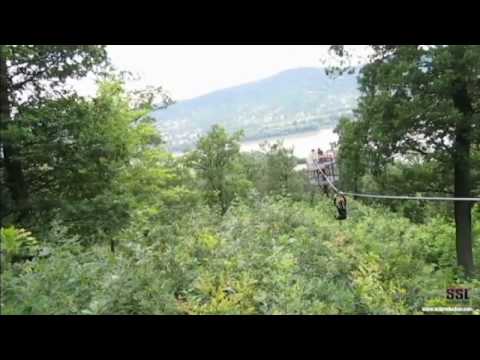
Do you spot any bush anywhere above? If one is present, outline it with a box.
[2,197,478,315]
[0,226,40,269]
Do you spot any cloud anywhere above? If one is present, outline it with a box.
[74,45,367,101]
[109,45,334,100]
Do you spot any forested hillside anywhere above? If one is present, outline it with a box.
[150,67,358,151]
[1,45,479,315]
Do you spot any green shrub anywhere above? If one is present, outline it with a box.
[0,226,40,268]
[2,197,478,315]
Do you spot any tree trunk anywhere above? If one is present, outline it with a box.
[453,126,474,276]
[0,46,30,223]
[217,183,227,216]
[452,84,475,277]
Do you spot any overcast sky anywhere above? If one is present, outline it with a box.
[76,45,366,101]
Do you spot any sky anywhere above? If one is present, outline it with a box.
[76,45,353,101]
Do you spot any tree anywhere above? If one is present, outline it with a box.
[0,71,178,248]
[41,78,163,241]
[329,45,480,276]
[0,45,108,222]
[334,116,368,195]
[188,125,250,215]
[260,141,303,197]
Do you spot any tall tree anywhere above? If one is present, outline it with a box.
[0,74,176,243]
[0,45,108,222]
[329,45,480,275]
[187,125,250,215]
[334,116,368,195]
[260,141,302,196]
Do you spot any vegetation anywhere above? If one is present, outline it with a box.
[2,195,479,314]
[1,45,479,315]
[330,45,480,276]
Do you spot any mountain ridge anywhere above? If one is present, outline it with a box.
[151,67,360,151]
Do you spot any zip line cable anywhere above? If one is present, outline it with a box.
[312,162,480,203]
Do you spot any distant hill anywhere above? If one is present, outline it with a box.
[151,67,359,151]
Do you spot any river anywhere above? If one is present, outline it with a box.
[240,128,337,159]
[171,128,338,159]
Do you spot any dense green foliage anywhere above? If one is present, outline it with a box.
[1,45,108,221]
[330,45,480,275]
[2,197,479,314]
[186,125,250,215]
[1,45,479,315]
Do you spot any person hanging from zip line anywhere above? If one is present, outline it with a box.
[333,192,347,220]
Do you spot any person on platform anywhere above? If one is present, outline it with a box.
[317,148,324,163]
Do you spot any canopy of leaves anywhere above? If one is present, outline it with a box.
[4,45,108,106]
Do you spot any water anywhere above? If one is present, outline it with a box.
[240,128,337,159]
[171,128,338,159]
